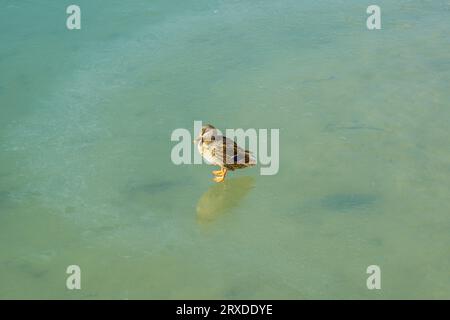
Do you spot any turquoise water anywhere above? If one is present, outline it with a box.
[1,0,449,299]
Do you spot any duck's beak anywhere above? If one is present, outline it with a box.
[193,136,201,144]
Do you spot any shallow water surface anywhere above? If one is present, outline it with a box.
[0,0,449,299]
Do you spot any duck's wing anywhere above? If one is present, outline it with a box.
[211,136,256,169]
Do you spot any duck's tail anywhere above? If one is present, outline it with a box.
[226,150,256,170]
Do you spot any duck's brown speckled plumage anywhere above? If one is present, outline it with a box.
[195,124,255,182]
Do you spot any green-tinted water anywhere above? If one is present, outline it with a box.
[0,0,449,299]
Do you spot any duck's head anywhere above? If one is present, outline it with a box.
[194,124,218,144]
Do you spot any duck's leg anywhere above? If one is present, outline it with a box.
[212,167,223,176]
[213,168,227,183]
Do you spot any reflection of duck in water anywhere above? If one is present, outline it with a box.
[196,176,255,223]
[194,124,255,182]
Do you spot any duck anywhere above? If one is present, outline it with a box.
[194,124,256,182]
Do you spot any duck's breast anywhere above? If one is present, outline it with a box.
[198,142,218,165]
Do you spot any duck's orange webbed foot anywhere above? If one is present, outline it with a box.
[212,168,227,183]
[213,175,225,183]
